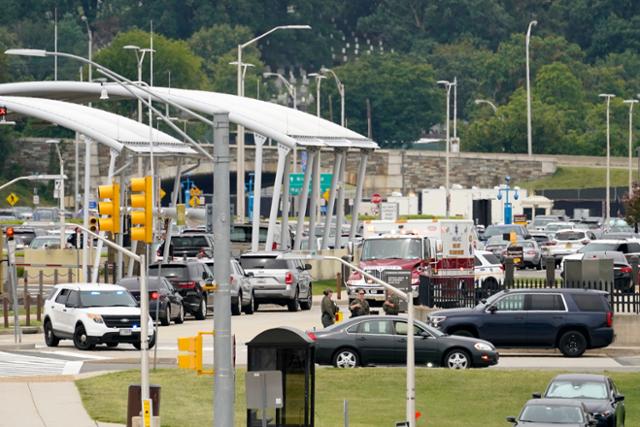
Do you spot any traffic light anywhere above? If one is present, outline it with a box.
[89,217,99,233]
[5,227,14,240]
[177,332,213,375]
[130,176,153,243]
[97,182,120,234]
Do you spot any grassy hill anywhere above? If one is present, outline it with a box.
[518,166,639,192]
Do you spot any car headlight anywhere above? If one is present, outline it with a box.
[429,316,446,327]
[474,342,493,351]
[87,313,104,324]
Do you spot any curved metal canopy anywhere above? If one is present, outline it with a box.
[0,81,378,150]
[0,95,194,155]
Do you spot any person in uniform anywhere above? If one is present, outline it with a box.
[320,288,338,327]
[349,289,370,317]
[383,290,401,315]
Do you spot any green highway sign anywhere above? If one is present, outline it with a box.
[289,173,333,196]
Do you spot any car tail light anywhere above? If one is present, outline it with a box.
[150,291,159,300]
[607,311,613,327]
[272,242,278,250]
[177,281,196,289]
[499,264,504,271]
[285,272,293,285]
[545,241,556,246]
[620,266,632,274]
[526,250,536,255]
[306,331,317,341]
[230,275,235,284]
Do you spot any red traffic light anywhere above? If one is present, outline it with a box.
[0,106,6,117]
[5,227,14,238]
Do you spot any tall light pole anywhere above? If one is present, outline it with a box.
[526,20,537,156]
[438,80,455,218]
[600,94,615,222]
[236,25,311,223]
[474,99,498,114]
[308,73,326,117]
[265,71,299,175]
[123,45,153,123]
[80,16,92,83]
[46,139,65,248]
[320,67,345,127]
[453,76,458,140]
[626,99,639,196]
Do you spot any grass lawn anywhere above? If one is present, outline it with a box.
[312,278,343,295]
[518,166,639,191]
[76,368,640,427]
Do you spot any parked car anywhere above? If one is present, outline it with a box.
[148,261,214,320]
[428,288,614,357]
[230,223,292,254]
[543,230,594,266]
[9,226,41,249]
[533,374,625,427]
[482,224,531,242]
[562,239,640,271]
[562,251,634,293]
[198,258,256,315]
[507,398,597,426]
[116,276,185,326]
[506,239,542,269]
[544,222,577,239]
[530,215,562,232]
[474,250,504,290]
[43,283,155,350]
[239,251,313,312]
[28,235,63,249]
[530,231,551,246]
[156,233,214,260]
[309,315,498,369]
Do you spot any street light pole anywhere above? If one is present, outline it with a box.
[308,73,326,118]
[600,94,615,222]
[264,71,300,174]
[320,67,345,127]
[626,99,639,196]
[46,139,65,248]
[474,99,498,114]
[236,25,311,223]
[438,80,454,218]
[81,16,92,83]
[526,20,537,156]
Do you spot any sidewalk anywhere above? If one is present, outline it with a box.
[0,378,124,427]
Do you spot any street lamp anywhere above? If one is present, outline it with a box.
[320,67,345,127]
[229,61,255,97]
[80,16,92,82]
[627,99,639,196]
[600,94,615,222]
[437,79,455,218]
[123,45,154,122]
[526,20,538,156]
[236,25,311,224]
[283,252,417,427]
[496,176,519,224]
[308,73,327,118]
[263,72,297,110]
[46,139,66,248]
[474,99,498,114]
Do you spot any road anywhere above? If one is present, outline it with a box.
[0,296,638,377]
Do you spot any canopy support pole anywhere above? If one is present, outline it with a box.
[321,150,344,249]
[266,144,291,250]
[349,149,370,244]
[293,149,316,251]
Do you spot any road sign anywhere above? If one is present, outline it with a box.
[88,200,97,209]
[288,173,333,196]
[5,193,19,206]
[159,189,167,200]
[33,195,40,206]
[371,193,382,204]
[379,202,399,220]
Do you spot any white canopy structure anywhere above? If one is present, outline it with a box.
[0,81,377,252]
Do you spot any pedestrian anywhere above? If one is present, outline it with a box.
[320,288,338,327]
[349,289,370,318]
[383,289,401,315]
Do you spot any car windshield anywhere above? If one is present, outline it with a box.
[486,235,508,245]
[29,237,61,249]
[230,225,268,243]
[583,251,627,264]
[480,253,501,264]
[148,265,189,280]
[239,257,289,269]
[546,380,608,400]
[484,225,525,238]
[519,405,584,424]
[546,223,573,232]
[78,290,137,307]
[579,243,617,253]
[532,217,557,227]
[555,231,585,241]
[171,236,209,248]
[360,238,422,261]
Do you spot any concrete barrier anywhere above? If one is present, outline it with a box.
[612,314,640,346]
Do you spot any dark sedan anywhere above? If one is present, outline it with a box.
[507,398,597,426]
[308,315,498,369]
[117,276,185,326]
[533,374,625,427]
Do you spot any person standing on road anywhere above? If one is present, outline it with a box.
[349,289,370,317]
[383,290,401,315]
[321,288,338,327]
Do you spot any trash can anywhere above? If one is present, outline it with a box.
[127,384,161,427]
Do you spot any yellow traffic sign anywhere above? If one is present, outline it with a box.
[159,189,167,200]
[6,193,19,206]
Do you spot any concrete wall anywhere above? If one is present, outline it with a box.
[612,314,640,346]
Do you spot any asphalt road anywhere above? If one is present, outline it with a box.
[0,295,638,377]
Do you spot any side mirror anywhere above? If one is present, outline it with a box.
[505,416,517,424]
[245,272,254,278]
[419,331,430,339]
[488,305,498,314]
[304,263,312,271]
[614,394,625,402]
[531,392,541,399]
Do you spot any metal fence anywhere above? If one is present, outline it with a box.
[422,277,640,314]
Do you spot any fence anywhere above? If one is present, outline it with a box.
[422,277,640,314]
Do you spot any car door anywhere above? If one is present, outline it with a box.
[49,288,70,332]
[393,320,438,364]
[608,378,625,426]
[295,260,311,298]
[480,293,528,345]
[161,278,181,315]
[59,290,80,334]
[525,293,567,345]
[353,319,395,364]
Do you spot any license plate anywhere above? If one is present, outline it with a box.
[565,243,572,249]
[119,329,132,336]
[514,258,521,264]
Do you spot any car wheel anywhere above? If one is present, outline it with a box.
[536,260,542,270]
[174,305,185,324]
[558,330,587,357]
[451,329,475,338]
[333,348,359,368]
[133,333,156,350]
[231,292,242,316]
[160,305,171,326]
[44,320,60,347]
[106,342,118,348]
[287,288,300,312]
[194,297,207,320]
[243,292,255,315]
[300,286,312,310]
[482,278,499,292]
[73,324,95,351]
[444,349,470,369]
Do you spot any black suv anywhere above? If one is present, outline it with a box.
[428,288,614,357]
[156,233,214,260]
[149,262,214,320]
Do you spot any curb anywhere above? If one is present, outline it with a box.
[0,326,41,335]
[0,343,36,350]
